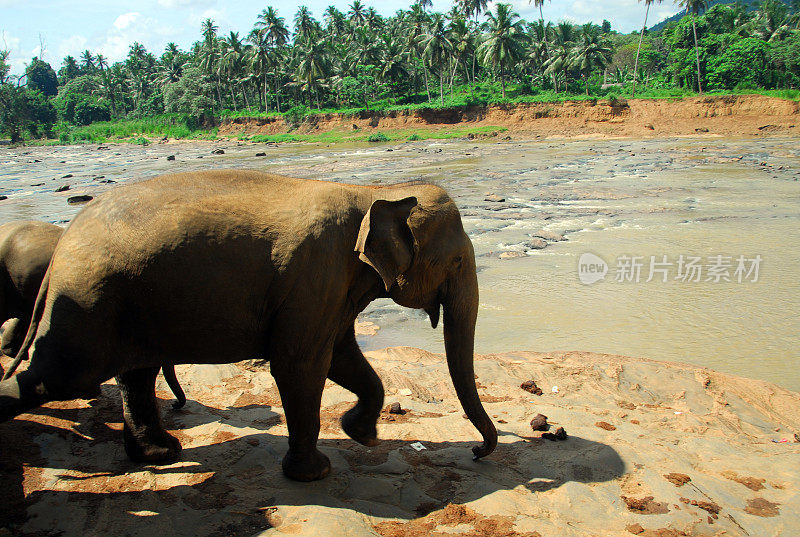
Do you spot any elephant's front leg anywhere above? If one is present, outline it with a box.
[328,327,384,447]
[117,367,181,462]
[272,357,331,481]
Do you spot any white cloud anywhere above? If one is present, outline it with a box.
[157,0,214,8]
[188,7,225,27]
[0,30,27,75]
[57,34,88,60]
[113,12,141,31]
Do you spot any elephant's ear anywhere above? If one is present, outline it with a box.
[355,197,418,292]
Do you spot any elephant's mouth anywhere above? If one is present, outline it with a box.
[423,294,442,329]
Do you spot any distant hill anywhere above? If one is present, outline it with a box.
[648,0,792,33]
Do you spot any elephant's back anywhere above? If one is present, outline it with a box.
[0,221,62,288]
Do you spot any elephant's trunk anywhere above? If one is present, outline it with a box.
[442,260,497,460]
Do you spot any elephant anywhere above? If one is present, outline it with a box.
[0,170,498,482]
[0,220,187,408]
[0,221,62,360]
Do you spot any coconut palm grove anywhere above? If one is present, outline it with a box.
[1,0,799,143]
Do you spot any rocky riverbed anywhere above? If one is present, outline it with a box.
[1,136,799,390]
[1,135,799,536]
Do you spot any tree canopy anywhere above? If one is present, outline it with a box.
[1,0,799,141]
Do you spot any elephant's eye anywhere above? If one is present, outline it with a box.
[453,255,463,266]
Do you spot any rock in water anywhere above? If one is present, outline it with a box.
[67,195,93,204]
[484,193,505,202]
[167,155,176,161]
[55,185,70,192]
[212,148,225,155]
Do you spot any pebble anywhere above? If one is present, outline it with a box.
[55,185,70,192]
[388,402,403,415]
[542,426,568,441]
[595,421,616,431]
[255,152,266,157]
[167,155,176,161]
[520,380,543,395]
[484,193,505,202]
[530,413,549,431]
[212,148,225,155]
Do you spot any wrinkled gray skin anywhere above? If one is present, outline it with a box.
[0,170,497,481]
[0,221,62,362]
[0,221,187,408]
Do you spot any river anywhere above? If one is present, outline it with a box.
[1,136,798,390]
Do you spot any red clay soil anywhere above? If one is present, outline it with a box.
[217,94,800,140]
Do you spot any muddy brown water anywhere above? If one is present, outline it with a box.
[1,137,798,390]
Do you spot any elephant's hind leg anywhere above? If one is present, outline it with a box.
[0,317,26,357]
[117,367,181,463]
[271,358,331,482]
[328,328,384,447]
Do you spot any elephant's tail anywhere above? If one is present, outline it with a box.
[2,265,50,381]
[163,365,186,409]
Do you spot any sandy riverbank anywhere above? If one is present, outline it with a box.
[0,347,798,536]
[218,94,800,141]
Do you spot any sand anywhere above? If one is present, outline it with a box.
[1,347,798,536]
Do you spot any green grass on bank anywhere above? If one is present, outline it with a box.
[53,114,218,144]
[245,125,507,145]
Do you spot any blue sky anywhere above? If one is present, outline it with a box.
[1,0,682,76]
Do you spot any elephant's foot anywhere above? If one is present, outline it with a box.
[123,423,181,463]
[281,449,331,482]
[341,405,379,447]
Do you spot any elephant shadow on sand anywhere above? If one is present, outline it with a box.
[0,383,626,535]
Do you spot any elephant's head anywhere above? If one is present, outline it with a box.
[355,185,497,460]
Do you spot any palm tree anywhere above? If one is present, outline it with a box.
[348,0,367,27]
[294,39,330,108]
[221,31,250,110]
[379,34,411,89]
[406,3,432,100]
[324,6,348,38]
[255,7,289,112]
[752,0,792,41]
[365,7,383,31]
[532,0,555,88]
[526,21,549,85]
[448,16,476,89]
[632,0,662,97]
[678,0,708,93]
[418,13,453,105]
[200,19,223,106]
[80,50,95,73]
[95,53,108,73]
[570,30,612,94]
[477,3,527,98]
[459,0,492,85]
[294,6,319,44]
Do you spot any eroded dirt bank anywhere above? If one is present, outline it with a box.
[1,348,798,536]
[218,94,800,140]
